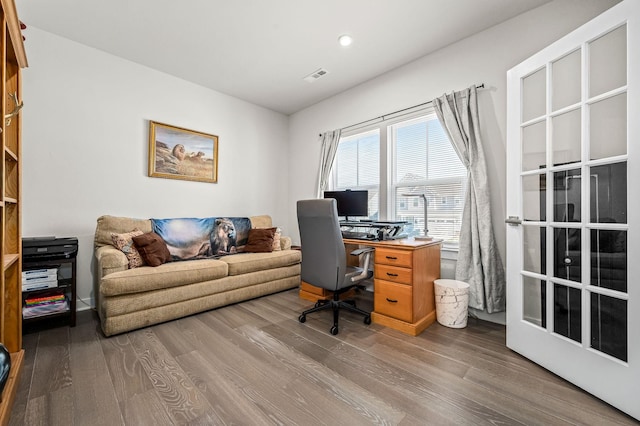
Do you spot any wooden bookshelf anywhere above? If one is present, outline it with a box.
[0,0,26,423]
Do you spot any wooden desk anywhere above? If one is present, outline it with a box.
[300,237,442,336]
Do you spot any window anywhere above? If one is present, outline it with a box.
[329,111,467,247]
[331,129,380,220]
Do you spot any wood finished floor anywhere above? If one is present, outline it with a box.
[8,288,637,426]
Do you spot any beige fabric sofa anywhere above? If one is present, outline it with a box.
[94,215,301,336]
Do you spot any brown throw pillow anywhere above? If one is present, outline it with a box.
[132,232,172,267]
[244,227,277,253]
[111,229,146,269]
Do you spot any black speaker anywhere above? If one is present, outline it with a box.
[0,343,11,395]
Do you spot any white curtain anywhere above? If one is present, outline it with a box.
[432,85,505,313]
[316,130,341,198]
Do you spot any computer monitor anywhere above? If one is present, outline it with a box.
[323,190,368,220]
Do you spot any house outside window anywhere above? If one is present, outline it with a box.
[329,110,467,248]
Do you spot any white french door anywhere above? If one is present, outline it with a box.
[506,0,639,420]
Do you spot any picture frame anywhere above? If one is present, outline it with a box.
[148,121,219,183]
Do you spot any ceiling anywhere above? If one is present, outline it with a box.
[16,0,551,115]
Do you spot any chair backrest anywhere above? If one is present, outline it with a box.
[296,199,347,291]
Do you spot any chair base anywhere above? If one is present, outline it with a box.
[298,289,371,335]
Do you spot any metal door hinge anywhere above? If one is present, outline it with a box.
[505,216,522,226]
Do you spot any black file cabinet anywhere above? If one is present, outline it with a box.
[22,237,77,332]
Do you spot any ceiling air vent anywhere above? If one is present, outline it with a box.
[303,68,329,83]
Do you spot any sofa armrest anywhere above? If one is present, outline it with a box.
[280,236,292,251]
[96,245,128,278]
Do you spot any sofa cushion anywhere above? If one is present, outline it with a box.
[101,264,301,317]
[101,258,228,296]
[132,232,172,267]
[220,250,301,276]
[96,215,153,248]
[243,227,277,253]
[250,215,273,229]
[111,229,146,269]
[100,275,301,336]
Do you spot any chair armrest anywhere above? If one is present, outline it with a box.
[348,247,374,283]
[349,247,374,256]
[95,245,128,279]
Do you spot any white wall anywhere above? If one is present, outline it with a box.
[21,28,290,309]
[287,0,620,323]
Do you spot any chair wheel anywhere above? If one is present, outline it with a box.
[299,314,306,323]
[314,301,322,308]
[364,315,371,325]
[330,325,339,335]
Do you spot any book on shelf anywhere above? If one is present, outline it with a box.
[24,293,66,305]
[22,299,68,318]
[23,291,68,319]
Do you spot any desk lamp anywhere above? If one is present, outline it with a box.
[401,193,433,241]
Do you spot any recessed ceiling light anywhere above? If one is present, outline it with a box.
[338,34,353,47]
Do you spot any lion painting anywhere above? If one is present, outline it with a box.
[172,144,186,160]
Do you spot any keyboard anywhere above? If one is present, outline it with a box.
[341,231,377,240]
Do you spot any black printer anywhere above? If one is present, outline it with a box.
[22,237,78,261]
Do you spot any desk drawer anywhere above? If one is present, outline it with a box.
[374,280,412,322]
[375,248,412,268]
[375,264,412,285]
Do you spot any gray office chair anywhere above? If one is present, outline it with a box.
[296,199,374,335]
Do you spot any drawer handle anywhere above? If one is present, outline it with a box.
[385,256,398,260]
[386,298,398,303]
[386,272,398,277]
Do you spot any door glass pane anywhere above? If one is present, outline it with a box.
[554,284,582,342]
[523,174,546,221]
[591,229,627,293]
[552,108,581,166]
[523,276,546,328]
[554,227,581,282]
[591,293,627,362]
[552,50,581,111]
[554,169,581,222]
[589,25,626,98]
[522,121,546,171]
[590,93,627,160]
[590,162,627,224]
[523,68,546,122]
[523,226,546,275]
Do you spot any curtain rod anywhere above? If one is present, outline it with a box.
[320,83,484,137]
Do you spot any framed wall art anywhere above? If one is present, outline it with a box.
[148,121,219,183]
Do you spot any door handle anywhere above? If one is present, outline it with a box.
[505,216,522,226]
